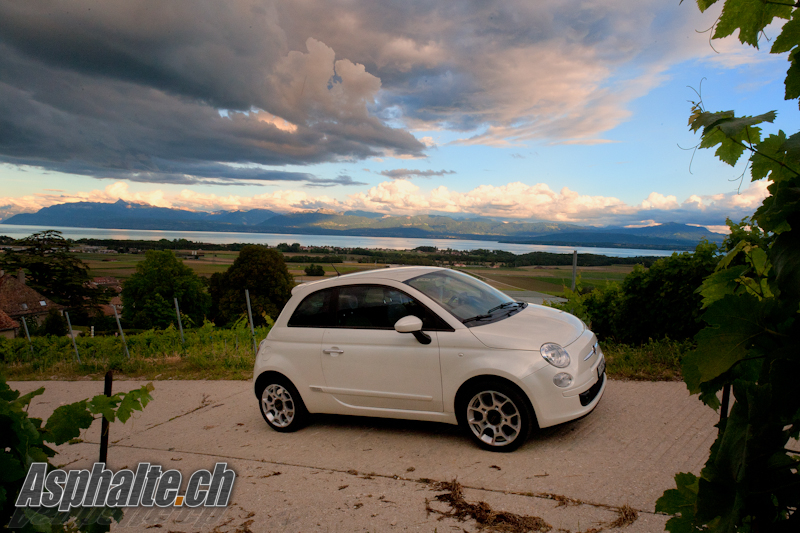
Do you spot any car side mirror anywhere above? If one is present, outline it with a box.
[394,315,431,345]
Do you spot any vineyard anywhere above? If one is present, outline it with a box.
[0,319,270,380]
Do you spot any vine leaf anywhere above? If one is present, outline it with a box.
[44,401,94,446]
[697,265,748,308]
[771,9,800,54]
[656,472,701,533]
[116,384,155,423]
[713,0,792,47]
[681,294,767,394]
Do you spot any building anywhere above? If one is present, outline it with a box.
[0,308,19,339]
[0,270,64,333]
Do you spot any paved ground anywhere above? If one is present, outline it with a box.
[11,379,719,532]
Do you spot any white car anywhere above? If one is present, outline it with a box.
[253,266,605,451]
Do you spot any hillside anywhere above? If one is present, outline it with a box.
[0,200,725,249]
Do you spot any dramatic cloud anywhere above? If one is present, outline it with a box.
[0,2,425,186]
[0,0,737,189]
[0,180,768,230]
[379,169,456,179]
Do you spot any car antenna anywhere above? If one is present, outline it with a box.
[331,262,340,276]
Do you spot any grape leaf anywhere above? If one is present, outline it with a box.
[697,265,748,308]
[682,294,768,393]
[772,221,800,299]
[771,10,800,54]
[87,394,120,423]
[656,472,701,533]
[714,0,792,48]
[44,401,94,445]
[116,384,155,423]
[751,132,789,182]
[717,111,776,137]
[786,48,800,101]
[781,131,800,164]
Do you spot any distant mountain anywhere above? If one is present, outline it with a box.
[0,200,725,249]
[2,200,277,231]
[502,222,725,249]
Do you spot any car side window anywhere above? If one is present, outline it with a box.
[335,285,451,330]
[288,288,334,327]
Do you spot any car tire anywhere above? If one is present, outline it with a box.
[458,380,533,452]
[257,376,309,433]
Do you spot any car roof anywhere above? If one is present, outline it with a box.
[290,266,448,296]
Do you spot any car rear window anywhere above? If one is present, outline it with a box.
[288,288,334,327]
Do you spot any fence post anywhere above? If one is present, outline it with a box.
[112,305,130,359]
[174,298,185,345]
[65,311,81,364]
[21,316,34,356]
[99,370,113,463]
[571,250,578,291]
[245,289,257,355]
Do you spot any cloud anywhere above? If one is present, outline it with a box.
[0,0,741,190]
[0,3,425,186]
[379,168,456,179]
[0,179,769,228]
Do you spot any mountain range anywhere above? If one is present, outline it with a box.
[0,200,725,250]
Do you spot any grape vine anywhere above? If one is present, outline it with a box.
[0,374,154,531]
[655,1,800,531]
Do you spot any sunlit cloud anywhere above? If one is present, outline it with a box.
[0,179,770,229]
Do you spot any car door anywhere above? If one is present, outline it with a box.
[320,284,444,412]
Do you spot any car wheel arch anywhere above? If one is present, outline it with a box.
[255,370,297,399]
[454,375,539,430]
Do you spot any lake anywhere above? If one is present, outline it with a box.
[0,224,681,258]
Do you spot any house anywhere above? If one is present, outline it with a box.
[0,270,64,330]
[0,308,19,339]
[92,276,123,317]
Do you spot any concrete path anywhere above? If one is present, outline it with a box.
[11,379,718,532]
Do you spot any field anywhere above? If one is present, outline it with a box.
[460,265,634,295]
[75,251,384,282]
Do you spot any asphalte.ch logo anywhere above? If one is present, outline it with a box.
[9,462,236,529]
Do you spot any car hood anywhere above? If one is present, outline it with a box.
[468,304,585,351]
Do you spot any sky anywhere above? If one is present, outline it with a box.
[0,0,797,233]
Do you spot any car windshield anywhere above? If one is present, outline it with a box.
[406,270,518,324]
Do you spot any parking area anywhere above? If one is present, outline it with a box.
[12,379,719,532]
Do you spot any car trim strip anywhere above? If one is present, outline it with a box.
[309,385,433,401]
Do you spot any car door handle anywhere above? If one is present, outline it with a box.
[323,348,344,356]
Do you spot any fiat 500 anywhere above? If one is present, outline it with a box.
[253,266,605,451]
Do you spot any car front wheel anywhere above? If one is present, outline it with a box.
[459,381,532,452]
[258,377,308,432]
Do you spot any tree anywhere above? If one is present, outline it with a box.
[656,2,800,531]
[121,250,210,329]
[0,230,109,313]
[209,245,293,327]
[304,264,325,276]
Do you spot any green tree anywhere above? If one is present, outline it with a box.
[209,245,293,327]
[0,230,109,313]
[121,250,210,329]
[304,264,325,276]
[656,2,800,531]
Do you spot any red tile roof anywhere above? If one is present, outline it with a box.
[0,308,19,331]
[0,272,63,319]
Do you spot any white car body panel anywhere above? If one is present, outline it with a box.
[254,266,605,430]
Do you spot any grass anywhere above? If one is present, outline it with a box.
[601,338,690,381]
[465,265,633,296]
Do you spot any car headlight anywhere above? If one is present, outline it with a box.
[540,343,571,368]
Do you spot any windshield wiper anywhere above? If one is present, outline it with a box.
[461,313,493,323]
[485,301,522,314]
